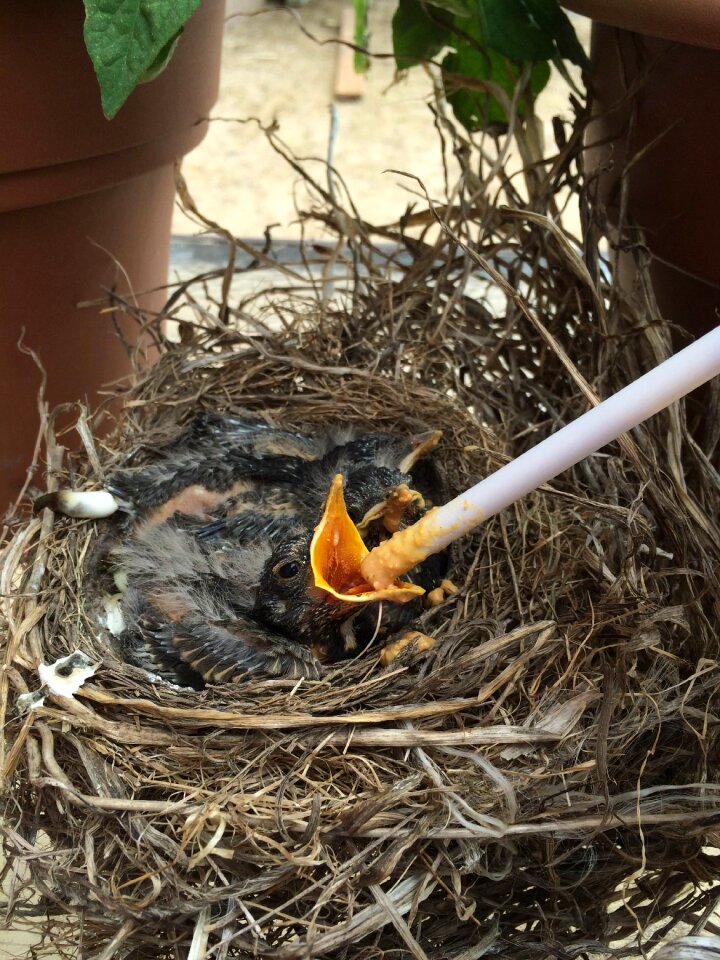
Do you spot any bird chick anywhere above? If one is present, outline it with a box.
[116,524,322,684]
[100,416,446,686]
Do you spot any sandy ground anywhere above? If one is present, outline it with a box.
[3,5,591,957]
[173,0,590,240]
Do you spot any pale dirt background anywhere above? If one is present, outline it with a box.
[173,0,590,240]
[3,3,590,956]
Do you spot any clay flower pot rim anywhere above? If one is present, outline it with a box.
[0,0,224,210]
[561,0,720,50]
[0,0,226,505]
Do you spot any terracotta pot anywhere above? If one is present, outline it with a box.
[585,25,720,335]
[562,0,720,50]
[564,1,720,337]
[0,0,226,509]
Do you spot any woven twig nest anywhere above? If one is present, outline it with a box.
[2,119,720,959]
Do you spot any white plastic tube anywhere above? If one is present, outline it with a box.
[362,325,720,588]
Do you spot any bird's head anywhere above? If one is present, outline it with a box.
[252,474,425,662]
[252,525,368,663]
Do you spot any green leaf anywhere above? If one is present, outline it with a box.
[522,0,591,69]
[83,0,202,118]
[442,42,550,131]
[424,0,473,14]
[389,0,587,134]
[476,0,556,61]
[477,0,590,69]
[392,0,450,70]
[353,0,370,73]
[139,30,181,83]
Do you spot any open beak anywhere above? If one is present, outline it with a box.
[357,483,423,535]
[310,475,424,605]
[399,430,443,473]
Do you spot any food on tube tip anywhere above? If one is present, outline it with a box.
[310,474,424,604]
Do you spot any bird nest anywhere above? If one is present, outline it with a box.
[2,112,720,959]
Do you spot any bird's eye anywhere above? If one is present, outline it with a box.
[273,560,301,580]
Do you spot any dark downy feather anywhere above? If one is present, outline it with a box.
[109,417,446,686]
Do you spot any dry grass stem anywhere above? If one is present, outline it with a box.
[1,97,719,959]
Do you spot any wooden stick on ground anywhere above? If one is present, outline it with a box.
[334,4,365,100]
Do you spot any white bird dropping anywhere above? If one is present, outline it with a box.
[362,325,720,588]
[38,651,97,698]
[34,489,119,519]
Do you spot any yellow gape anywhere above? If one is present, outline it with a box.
[310,474,424,605]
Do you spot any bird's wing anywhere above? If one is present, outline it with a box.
[107,412,322,518]
[126,598,320,686]
[109,450,312,522]
[143,609,321,684]
[183,412,326,460]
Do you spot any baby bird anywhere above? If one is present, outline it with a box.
[92,415,446,686]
